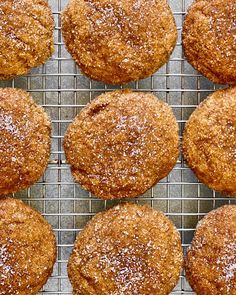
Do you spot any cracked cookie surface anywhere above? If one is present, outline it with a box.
[0,197,56,295]
[68,203,183,295]
[0,88,51,195]
[61,0,177,84]
[183,87,236,197]
[0,0,54,80]
[186,205,236,295]
[182,0,236,85]
[64,90,179,199]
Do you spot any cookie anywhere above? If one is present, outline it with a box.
[0,197,57,295]
[182,0,236,85]
[183,87,236,197]
[0,88,51,195]
[61,0,177,84]
[68,203,183,295]
[64,90,179,199]
[186,205,236,295]
[0,0,54,80]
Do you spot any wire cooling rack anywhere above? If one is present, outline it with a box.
[0,0,235,294]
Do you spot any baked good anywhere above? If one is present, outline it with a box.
[183,87,236,197]
[68,202,183,295]
[64,90,179,200]
[186,205,236,295]
[182,0,236,85]
[0,88,51,195]
[0,0,54,80]
[0,197,57,294]
[61,0,177,84]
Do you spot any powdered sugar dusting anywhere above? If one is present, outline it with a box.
[98,243,157,294]
[0,243,15,276]
[0,114,24,140]
[224,263,236,281]
[216,239,236,292]
[0,240,20,295]
[0,111,29,167]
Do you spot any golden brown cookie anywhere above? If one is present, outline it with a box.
[0,88,51,195]
[182,0,236,85]
[61,0,177,84]
[0,0,54,80]
[0,197,57,295]
[64,90,179,200]
[68,203,183,295]
[183,87,236,197]
[186,205,236,295]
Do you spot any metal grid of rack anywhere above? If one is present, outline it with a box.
[0,0,235,294]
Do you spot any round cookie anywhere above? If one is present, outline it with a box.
[68,203,183,295]
[186,205,236,295]
[0,88,51,195]
[0,197,57,295]
[182,0,236,85]
[0,0,54,80]
[64,90,179,200]
[61,0,177,84]
[183,87,236,197]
